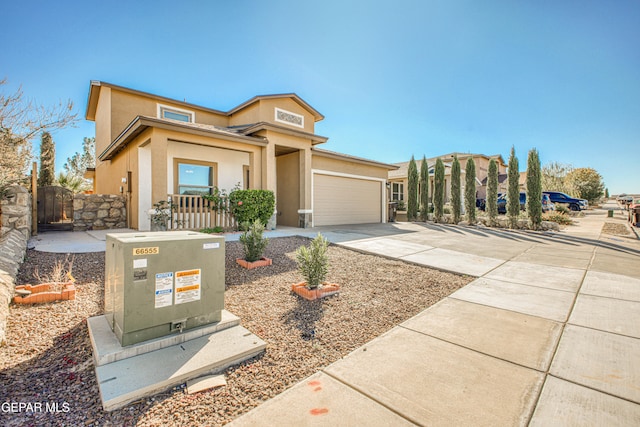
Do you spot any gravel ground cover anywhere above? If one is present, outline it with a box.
[0,236,471,426]
[602,222,633,237]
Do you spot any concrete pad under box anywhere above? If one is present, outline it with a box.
[87,310,241,366]
[95,324,266,411]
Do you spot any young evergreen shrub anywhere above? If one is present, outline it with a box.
[433,158,445,222]
[465,157,477,224]
[407,156,418,221]
[239,219,269,262]
[487,159,498,225]
[420,155,429,221]
[38,131,56,186]
[507,146,520,228]
[296,233,329,290]
[451,155,461,223]
[526,148,542,230]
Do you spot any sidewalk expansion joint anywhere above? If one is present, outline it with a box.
[397,322,547,374]
[320,369,421,426]
[525,244,598,423]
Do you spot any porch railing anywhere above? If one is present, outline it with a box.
[168,194,236,231]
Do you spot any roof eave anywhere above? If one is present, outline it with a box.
[241,122,329,144]
[99,116,267,161]
[312,148,399,170]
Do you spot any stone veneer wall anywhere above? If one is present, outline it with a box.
[0,185,31,346]
[73,194,127,231]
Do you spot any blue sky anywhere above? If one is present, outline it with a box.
[3,0,639,194]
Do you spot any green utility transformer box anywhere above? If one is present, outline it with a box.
[105,231,225,347]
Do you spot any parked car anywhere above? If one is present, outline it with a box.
[543,191,586,211]
[496,193,554,214]
[477,193,503,211]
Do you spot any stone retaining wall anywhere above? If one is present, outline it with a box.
[73,194,127,231]
[0,185,31,346]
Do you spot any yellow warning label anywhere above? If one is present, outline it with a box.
[174,268,201,304]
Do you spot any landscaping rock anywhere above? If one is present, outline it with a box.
[0,237,470,426]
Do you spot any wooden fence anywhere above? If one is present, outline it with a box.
[168,194,236,231]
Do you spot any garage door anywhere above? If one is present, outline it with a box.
[313,173,382,226]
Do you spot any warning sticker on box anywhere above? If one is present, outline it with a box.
[155,272,174,308]
[175,269,201,305]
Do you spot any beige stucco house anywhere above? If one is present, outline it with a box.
[86,81,397,231]
[389,153,508,205]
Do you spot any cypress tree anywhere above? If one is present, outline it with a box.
[507,146,520,228]
[38,131,55,186]
[526,148,542,229]
[465,157,477,224]
[407,156,418,221]
[419,155,429,221]
[434,158,445,222]
[451,155,461,223]
[487,158,499,225]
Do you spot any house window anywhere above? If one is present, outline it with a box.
[158,104,194,123]
[392,182,404,201]
[174,159,217,196]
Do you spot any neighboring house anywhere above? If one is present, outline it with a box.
[389,153,508,204]
[85,81,397,231]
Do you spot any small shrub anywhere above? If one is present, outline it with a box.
[229,189,275,227]
[296,233,329,290]
[555,204,569,214]
[542,212,574,225]
[239,220,268,262]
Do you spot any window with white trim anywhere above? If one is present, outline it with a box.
[174,159,216,196]
[158,104,194,123]
[392,182,404,201]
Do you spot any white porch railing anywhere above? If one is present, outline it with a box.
[168,194,236,231]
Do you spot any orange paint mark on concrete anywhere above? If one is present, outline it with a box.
[310,408,329,416]
[313,387,322,392]
[308,380,321,387]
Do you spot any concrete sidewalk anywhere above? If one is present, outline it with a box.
[231,204,640,426]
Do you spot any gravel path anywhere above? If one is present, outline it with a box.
[0,237,471,426]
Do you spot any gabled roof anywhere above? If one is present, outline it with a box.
[86,81,324,122]
[227,94,324,121]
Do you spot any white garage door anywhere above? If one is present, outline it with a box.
[313,173,382,226]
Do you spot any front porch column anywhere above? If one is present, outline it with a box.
[298,147,312,228]
[262,143,277,229]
